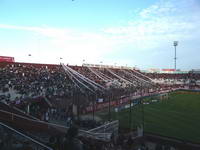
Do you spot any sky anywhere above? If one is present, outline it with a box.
[0,0,200,70]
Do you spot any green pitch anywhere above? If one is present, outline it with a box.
[99,91,200,143]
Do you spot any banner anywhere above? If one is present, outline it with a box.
[0,56,15,62]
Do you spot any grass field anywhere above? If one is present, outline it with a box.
[98,91,200,143]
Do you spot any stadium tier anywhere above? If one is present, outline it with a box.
[1,61,200,150]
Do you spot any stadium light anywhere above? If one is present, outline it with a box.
[59,57,63,64]
[82,59,85,66]
[100,61,103,68]
[173,41,178,71]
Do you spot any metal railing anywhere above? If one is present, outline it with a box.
[0,109,115,142]
[0,122,53,150]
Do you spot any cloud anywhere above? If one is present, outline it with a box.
[103,0,200,50]
[0,24,122,65]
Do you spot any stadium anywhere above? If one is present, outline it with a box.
[0,56,200,150]
[1,0,200,150]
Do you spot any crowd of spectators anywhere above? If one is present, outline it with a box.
[0,63,76,102]
[74,66,106,86]
[1,62,199,104]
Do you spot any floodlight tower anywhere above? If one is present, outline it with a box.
[173,41,178,71]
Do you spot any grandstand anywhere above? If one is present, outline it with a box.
[1,61,200,150]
